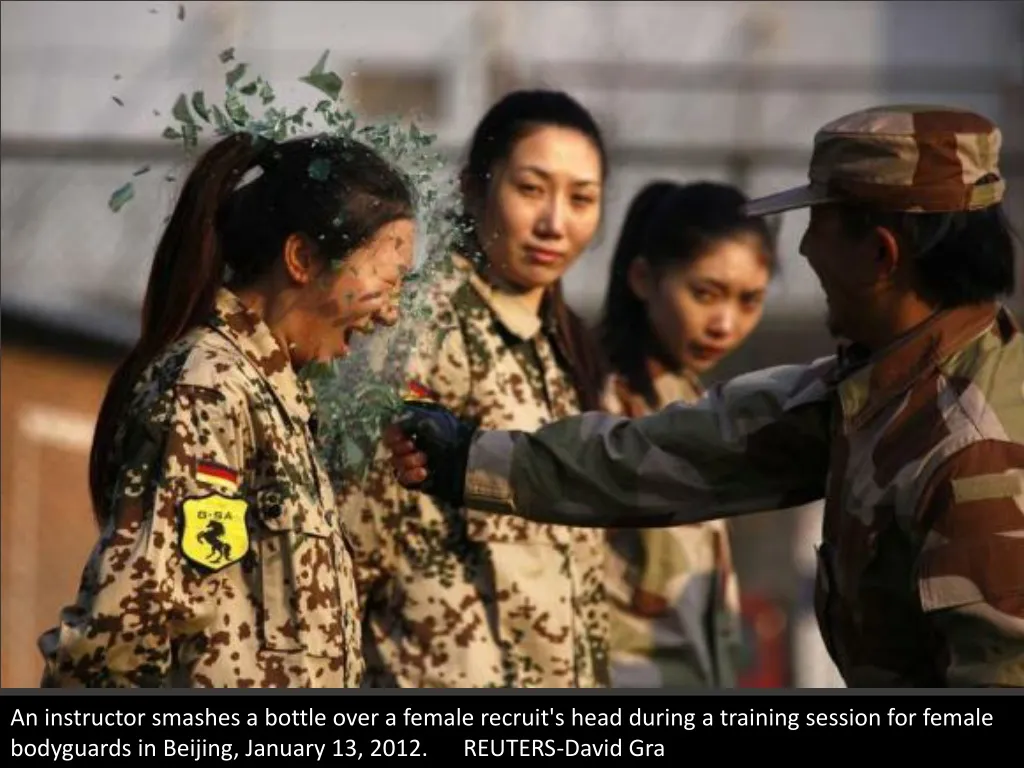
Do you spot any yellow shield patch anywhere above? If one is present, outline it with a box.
[180,494,249,572]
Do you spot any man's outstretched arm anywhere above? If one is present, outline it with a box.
[397,359,839,528]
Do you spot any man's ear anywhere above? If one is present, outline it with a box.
[282,233,317,286]
[627,257,653,301]
[873,225,900,282]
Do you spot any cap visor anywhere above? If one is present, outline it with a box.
[743,185,838,217]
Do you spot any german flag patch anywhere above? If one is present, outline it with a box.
[402,379,438,403]
[195,460,240,494]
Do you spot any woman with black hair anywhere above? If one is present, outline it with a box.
[339,89,613,687]
[597,180,778,688]
[39,131,416,687]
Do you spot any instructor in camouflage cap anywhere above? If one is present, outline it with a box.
[386,104,1023,688]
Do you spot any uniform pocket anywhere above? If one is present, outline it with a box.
[462,508,577,684]
[254,481,344,659]
[463,509,564,578]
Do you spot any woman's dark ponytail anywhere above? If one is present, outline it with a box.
[88,133,263,524]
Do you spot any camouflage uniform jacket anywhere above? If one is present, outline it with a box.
[602,362,744,687]
[38,288,363,687]
[340,256,609,687]
[464,302,1024,687]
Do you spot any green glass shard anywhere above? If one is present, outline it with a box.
[108,182,134,212]
[177,4,185,20]
[308,157,332,181]
[259,80,275,105]
[133,165,151,176]
[307,50,330,76]
[300,51,343,101]
[209,104,231,133]
[226,63,247,88]
[219,47,235,63]
[182,122,200,150]
[112,96,124,106]
[224,91,248,125]
[191,91,209,122]
[300,72,343,101]
[171,93,194,125]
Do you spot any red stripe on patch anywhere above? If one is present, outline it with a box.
[405,380,437,400]
[196,461,238,484]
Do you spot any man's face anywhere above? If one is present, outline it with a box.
[799,205,887,343]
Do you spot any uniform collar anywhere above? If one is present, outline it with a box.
[834,301,1002,429]
[645,357,704,404]
[207,287,313,428]
[456,254,555,341]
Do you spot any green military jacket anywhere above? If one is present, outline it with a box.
[464,302,1024,687]
[39,288,363,687]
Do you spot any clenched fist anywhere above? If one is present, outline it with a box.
[383,401,476,508]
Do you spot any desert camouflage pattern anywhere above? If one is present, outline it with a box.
[746,104,1006,216]
[340,255,609,687]
[602,363,744,688]
[39,288,363,687]
[465,302,1024,687]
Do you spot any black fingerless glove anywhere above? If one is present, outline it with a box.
[396,401,476,508]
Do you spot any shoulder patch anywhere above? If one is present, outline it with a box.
[180,493,250,572]
[196,460,241,493]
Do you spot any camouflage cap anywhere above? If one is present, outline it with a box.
[744,104,1005,216]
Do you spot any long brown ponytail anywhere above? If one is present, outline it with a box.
[88,134,264,524]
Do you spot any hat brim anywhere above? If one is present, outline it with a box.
[742,184,840,217]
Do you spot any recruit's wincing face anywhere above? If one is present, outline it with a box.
[285,218,416,365]
[474,125,603,291]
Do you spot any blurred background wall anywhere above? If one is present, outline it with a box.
[2,0,1022,688]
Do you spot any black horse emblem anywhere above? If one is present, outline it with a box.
[197,520,232,564]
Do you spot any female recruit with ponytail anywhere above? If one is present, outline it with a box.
[597,180,778,689]
[39,131,415,687]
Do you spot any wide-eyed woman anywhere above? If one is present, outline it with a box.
[597,180,778,688]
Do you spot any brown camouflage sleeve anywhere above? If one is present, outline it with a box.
[38,383,251,687]
[915,439,1024,687]
[464,361,835,527]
